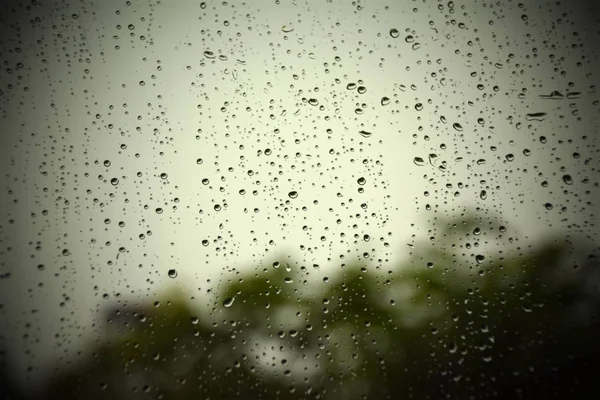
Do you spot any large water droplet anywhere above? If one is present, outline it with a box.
[525,112,547,121]
[359,130,372,138]
[223,297,235,308]
[413,157,425,166]
[288,191,298,199]
[167,269,178,278]
[389,28,399,38]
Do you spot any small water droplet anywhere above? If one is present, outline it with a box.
[452,123,463,131]
[562,175,573,185]
[475,254,485,264]
[167,269,178,278]
[281,25,294,33]
[357,177,366,185]
[359,130,372,138]
[288,191,298,199]
[389,28,399,38]
[381,97,390,106]
[110,178,119,185]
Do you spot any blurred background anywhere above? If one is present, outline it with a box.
[0,0,598,399]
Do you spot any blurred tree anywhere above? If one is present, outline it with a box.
[35,211,600,399]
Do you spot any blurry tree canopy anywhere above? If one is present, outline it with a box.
[32,211,600,399]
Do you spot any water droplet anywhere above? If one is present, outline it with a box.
[413,157,425,166]
[203,50,215,59]
[103,160,111,167]
[381,97,390,106]
[480,190,487,200]
[155,207,163,214]
[389,28,399,38]
[281,25,294,33]
[475,254,485,264]
[544,202,554,210]
[357,86,367,94]
[110,178,119,185]
[223,297,235,308]
[357,177,366,185]
[539,90,564,99]
[562,175,573,185]
[196,158,203,164]
[346,83,357,90]
[288,191,298,199]
[405,35,415,43]
[428,153,438,165]
[452,123,463,131]
[525,112,547,121]
[359,130,372,138]
[167,269,177,278]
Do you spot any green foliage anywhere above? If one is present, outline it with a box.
[38,213,600,400]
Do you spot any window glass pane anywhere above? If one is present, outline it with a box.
[0,0,598,399]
